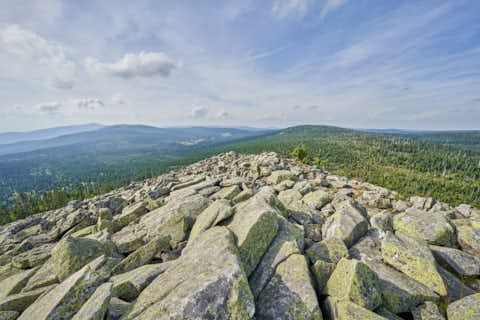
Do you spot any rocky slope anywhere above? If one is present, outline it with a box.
[0,151,479,320]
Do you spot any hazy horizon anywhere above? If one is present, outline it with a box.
[1,1,480,131]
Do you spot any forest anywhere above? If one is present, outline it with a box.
[1,125,479,224]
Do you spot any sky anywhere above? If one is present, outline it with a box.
[0,0,480,131]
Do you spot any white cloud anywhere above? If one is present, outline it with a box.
[321,0,348,18]
[36,102,61,115]
[190,106,208,119]
[272,0,312,19]
[85,51,181,79]
[75,98,105,111]
[0,25,76,89]
[216,109,231,120]
[111,93,126,105]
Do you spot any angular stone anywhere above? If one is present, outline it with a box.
[381,231,447,296]
[114,202,148,228]
[349,236,383,263]
[305,224,322,242]
[140,194,210,246]
[11,244,54,269]
[124,227,255,320]
[249,216,304,299]
[256,254,322,320]
[0,268,39,299]
[213,185,241,200]
[18,255,118,320]
[111,262,173,301]
[0,285,54,313]
[447,293,480,320]
[278,189,303,207]
[412,301,446,320]
[188,200,233,244]
[311,259,335,292]
[111,226,145,254]
[322,297,387,320]
[375,307,404,320]
[22,258,58,292]
[228,190,279,276]
[232,189,254,204]
[392,208,454,246]
[323,258,382,310]
[302,189,330,209]
[111,236,170,275]
[364,260,438,313]
[71,282,112,320]
[274,180,295,192]
[0,311,18,320]
[107,297,130,320]
[437,265,475,302]
[51,236,106,281]
[457,226,480,256]
[322,203,369,248]
[306,238,349,264]
[430,245,480,276]
[267,170,296,184]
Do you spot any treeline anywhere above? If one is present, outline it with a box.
[0,183,117,225]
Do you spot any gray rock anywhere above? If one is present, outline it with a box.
[447,293,480,320]
[412,301,446,320]
[0,267,39,299]
[124,227,255,320]
[72,282,112,320]
[430,245,480,276]
[228,190,279,276]
[255,254,322,320]
[248,216,304,299]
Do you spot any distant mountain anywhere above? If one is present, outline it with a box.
[0,123,104,145]
[0,125,273,156]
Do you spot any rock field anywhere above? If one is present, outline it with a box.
[0,151,479,319]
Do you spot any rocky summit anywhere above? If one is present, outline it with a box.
[0,152,479,320]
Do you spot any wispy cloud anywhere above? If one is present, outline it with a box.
[85,51,181,79]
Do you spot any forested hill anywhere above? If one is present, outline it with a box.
[1,124,479,225]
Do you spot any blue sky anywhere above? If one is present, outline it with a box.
[0,0,479,131]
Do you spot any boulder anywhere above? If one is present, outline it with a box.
[249,216,304,299]
[11,244,54,269]
[392,208,454,246]
[188,200,233,243]
[278,189,303,207]
[110,262,173,301]
[456,226,480,257]
[71,282,112,320]
[447,293,480,320]
[113,202,148,228]
[213,185,241,200]
[18,255,119,320]
[430,245,480,276]
[255,254,322,320]
[411,301,446,320]
[305,238,348,264]
[322,297,388,320]
[0,285,55,313]
[50,236,107,281]
[267,170,296,184]
[124,227,255,319]
[323,258,382,310]
[364,260,438,313]
[0,311,18,320]
[437,265,475,302]
[111,226,145,254]
[228,191,279,276]
[381,231,447,296]
[322,202,369,248]
[111,236,170,275]
[22,259,58,292]
[311,259,335,292]
[140,194,210,246]
[0,268,39,299]
[302,190,330,209]
[107,297,130,320]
